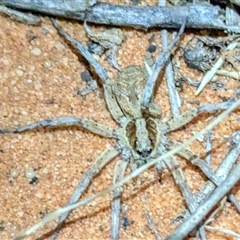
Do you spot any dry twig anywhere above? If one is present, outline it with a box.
[1,1,240,31]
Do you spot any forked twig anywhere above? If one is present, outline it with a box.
[173,130,240,222]
[204,226,240,238]
[166,161,240,240]
[197,196,227,240]
[14,99,240,240]
[197,197,240,239]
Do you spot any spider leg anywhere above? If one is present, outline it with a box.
[0,116,114,138]
[156,140,196,213]
[111,159,128,240]
[50,147,120,240]
[166,101,237,132]
[162,154,196,213]
[50,18,126,125]
[171,141,223,185]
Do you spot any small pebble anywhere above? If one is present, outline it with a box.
[25,169,35,179]
[13,121,19,126]
[17,211,24,217]
[35,190,43,198]
[20,110,28,115]
[148,44,156,53]
[11,80,16,85]
[2,58,9,65]
[122,217,131,228]
[44,61,52,68]
[10,169,19,178]
[42,168,49,174]
[26,79,33,84]
[31,47,42,56]
[15,69,24,76]
[2,110,8,117]
[29,176,39,185]
[55,42,65,51]
[41,28,49,35]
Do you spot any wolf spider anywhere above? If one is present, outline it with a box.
[0,18,237,240]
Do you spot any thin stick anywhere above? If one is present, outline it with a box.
[204,130,213,166]
[217,69,240,79]
[1,0,97,13]
[141,19,186,107]
[198,197,240,239]
[159,0,180,117]
[143,192,162,240]
[205,226,240,238]
[0,5,40,24]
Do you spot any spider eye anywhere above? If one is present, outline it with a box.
[134,139,153,158]
[136,149,152,158]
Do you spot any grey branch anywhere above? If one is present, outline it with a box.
[0,1,240,32]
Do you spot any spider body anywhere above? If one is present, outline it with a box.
[113,65,161,164]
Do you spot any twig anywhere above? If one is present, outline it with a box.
[0,4,40,24]
[1,0,97,13]
[205,225,240,238]
[1,1,240,31]
[143,192,162,240]
[228,194,240,213]
[165,161,240,240]
[204,130,212,166]
[141,19,186,107]
[197,196,240,239]
[159,0,180,117]
[14,99,240,240]
[217,69,240,80]
[196,196,227,240]
[185,76,201,88]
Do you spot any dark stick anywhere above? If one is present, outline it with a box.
[1,0,240,32]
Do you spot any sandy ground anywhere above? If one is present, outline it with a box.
[0,1,240,240]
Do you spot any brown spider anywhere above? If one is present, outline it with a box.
[0,18,238,240]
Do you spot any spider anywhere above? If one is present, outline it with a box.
[0,18,237,240]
